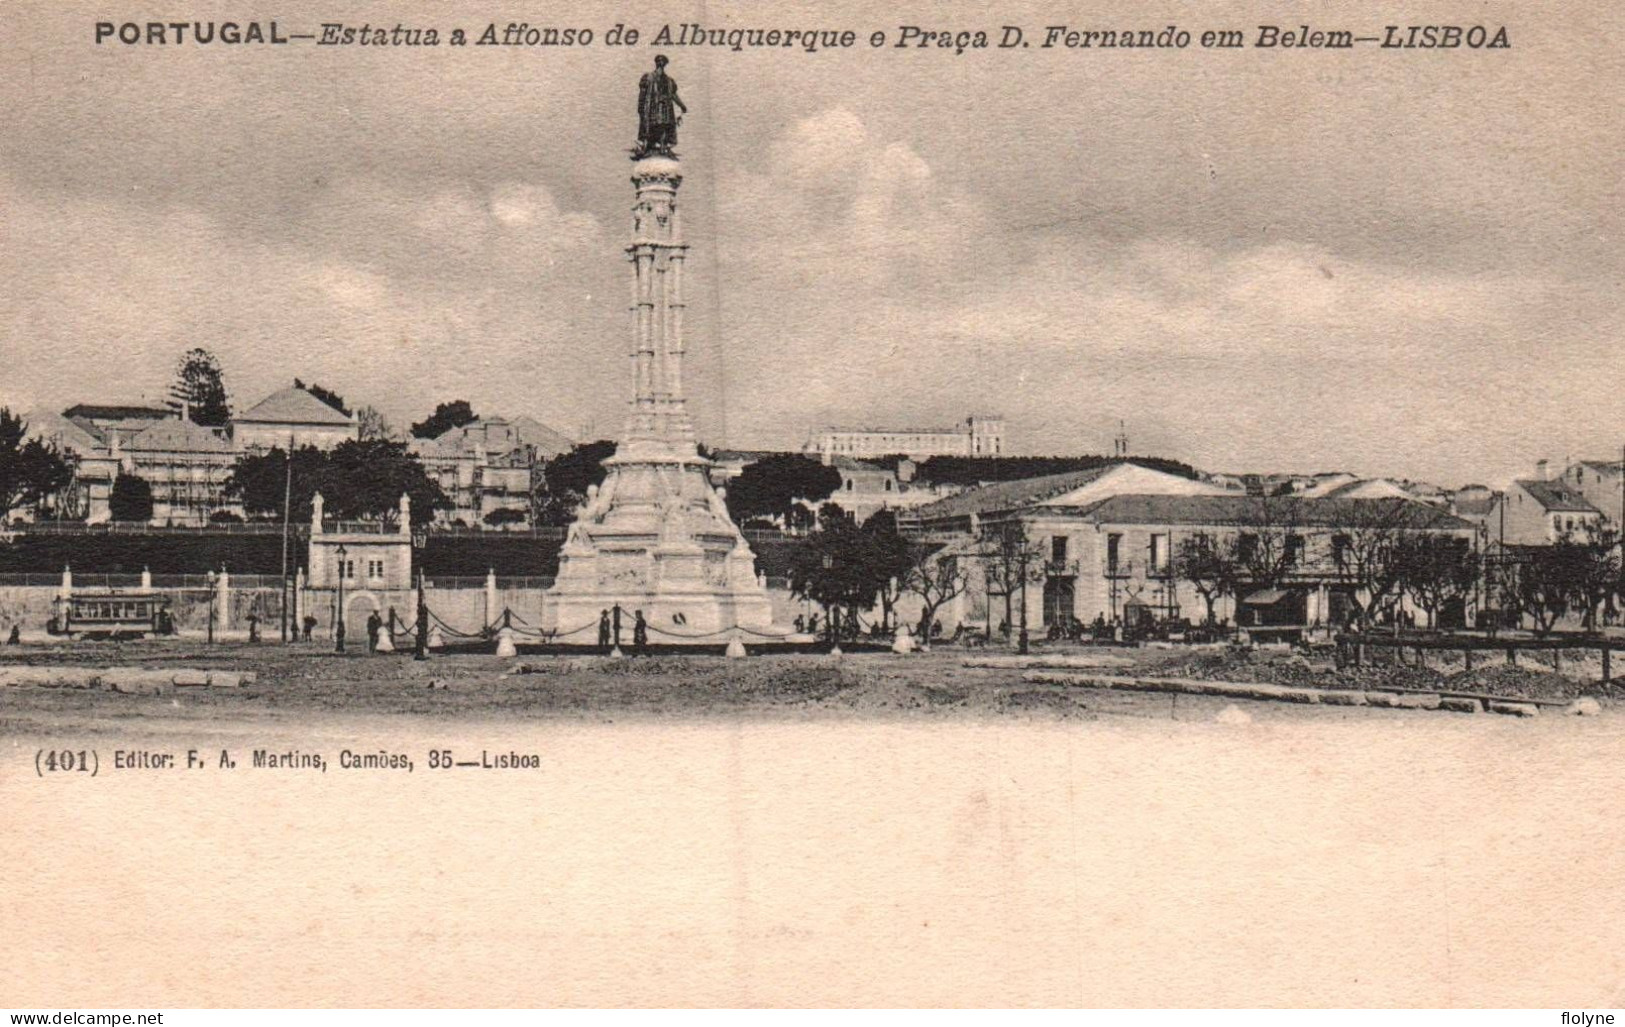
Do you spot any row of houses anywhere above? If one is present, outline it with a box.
[20,385,574,527]
[897,463,1484,635]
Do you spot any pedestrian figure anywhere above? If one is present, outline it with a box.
[598,609,612,648]
[612,604,624,649]
[794,614,805,634]
[302,614,316,641]
[633,610,648,652]
[807,612,819,637]
[366,610,383,653]
[6,625,19,645]
[247,612,260,643]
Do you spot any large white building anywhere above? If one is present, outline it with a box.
[806,415,1005,461]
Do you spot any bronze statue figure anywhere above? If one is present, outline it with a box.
[636,55,686,157]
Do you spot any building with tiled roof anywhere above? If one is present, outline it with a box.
[1489,478,1603,545]
[1556,459,1625,526]
[233,385,357,452]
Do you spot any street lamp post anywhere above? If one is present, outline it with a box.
[334,543,348,653]
[413,527,428,662]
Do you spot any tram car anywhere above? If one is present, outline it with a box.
[47,591,175,640]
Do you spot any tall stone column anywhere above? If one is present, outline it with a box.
[625,156,693,450]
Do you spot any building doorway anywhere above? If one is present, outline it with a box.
[1042,577,1075,628]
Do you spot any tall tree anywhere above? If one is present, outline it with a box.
[410,400,479,440]
[108,473,154,522]
[861,510,916,631]
[170,348,231,426]
[724,454,842,527]
[787,513,891,639]
[0,410,74,520]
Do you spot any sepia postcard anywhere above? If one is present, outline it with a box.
[2,0,1623,1010]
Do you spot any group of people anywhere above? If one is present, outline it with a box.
[597,606,650,651]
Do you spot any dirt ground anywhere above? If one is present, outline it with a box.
[0,636,1609,741]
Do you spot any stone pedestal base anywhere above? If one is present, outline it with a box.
[544,449,791,646]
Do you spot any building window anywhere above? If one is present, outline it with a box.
[1285,534,1304,567]
[1051,536,1068,563]
[1107,534,1123,575]
[1237,533,1259,564]
[368,559,384,581]
[1149,534,1171,575]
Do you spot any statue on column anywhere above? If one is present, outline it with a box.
[636,55,686,158]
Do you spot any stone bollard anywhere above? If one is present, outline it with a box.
[494,627,517,658]
[375,627,394,653]
[891,627,915,654]
[725,637,747,659]
[427,625,445,650]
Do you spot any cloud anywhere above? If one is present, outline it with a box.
[0,172,616,436]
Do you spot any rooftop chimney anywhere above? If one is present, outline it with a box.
[1536,458,1550,480]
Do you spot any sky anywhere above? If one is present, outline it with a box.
[1,0,1621,488]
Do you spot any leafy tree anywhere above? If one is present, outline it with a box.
[355,405,395,442]
[411,400,479,440]
[1511,546,1571,636]
[224,445,328,522]
[861,510,916,631]
[530,440,617,527]
[318,439,448,527]
[225,441,446,527]
[0,409,74,519]
[170,348,231,427]
[787,513,888,640]
[295,379,351,417]
[724,454,841,526]
[1559,528,1620,632]
[108,473,154,522]
[1396,534,1479,629]
[1175,532,1242,624]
